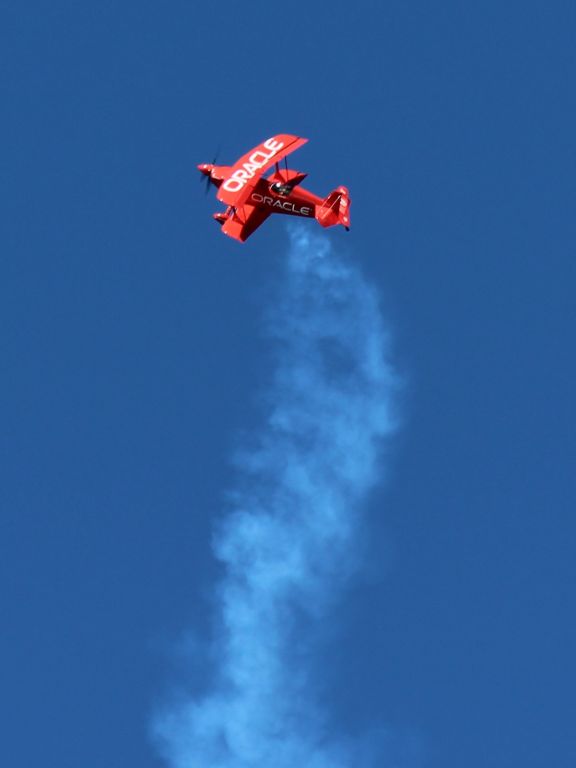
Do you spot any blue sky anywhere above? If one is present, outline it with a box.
[1,2,575,767]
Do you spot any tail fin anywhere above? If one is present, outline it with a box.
[315,186,351,230]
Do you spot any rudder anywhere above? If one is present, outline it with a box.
[315,186,351,230]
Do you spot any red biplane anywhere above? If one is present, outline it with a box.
[198,134,350,242]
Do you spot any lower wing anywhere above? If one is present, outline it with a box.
[221,205,271,243]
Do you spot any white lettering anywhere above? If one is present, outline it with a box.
[223,169,249,192]
[222,138,286,193]
[250,192,312,218]
[249,151,270,165]
[224,177,244,192]
[264,138,284,152]
[243,162,260,175]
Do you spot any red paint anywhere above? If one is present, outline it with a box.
[198,134,351,242]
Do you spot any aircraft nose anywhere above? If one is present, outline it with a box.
[197,163,212,175]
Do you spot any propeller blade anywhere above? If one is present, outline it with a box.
[198,146,220,196]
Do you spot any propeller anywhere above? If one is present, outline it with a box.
[201,170,211,195]
[198,148,221,195]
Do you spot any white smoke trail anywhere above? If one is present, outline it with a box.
[154,228,397,767]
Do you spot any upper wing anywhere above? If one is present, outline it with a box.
[217,134,308,207]
[221,204,271,243]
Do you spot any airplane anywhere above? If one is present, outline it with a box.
[197,134,351,242]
